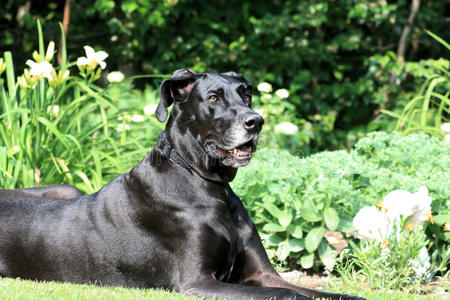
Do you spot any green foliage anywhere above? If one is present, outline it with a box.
[333,220,438,293]
[231,132,450,272]
[381,32,450,138]
[0,21,163,192]
[1,0,449,152]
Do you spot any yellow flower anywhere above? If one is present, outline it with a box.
[48,69,70,87]
[405,224,414,230]
[381,240,390,248]
[376,201,387,212]
[426,210,434,224]
[0,58,6,75]
[17,69,38,89]
[444,223,450,232]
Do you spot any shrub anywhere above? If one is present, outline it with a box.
[231,131,449,273]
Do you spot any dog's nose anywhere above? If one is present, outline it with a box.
[242,113,264,132]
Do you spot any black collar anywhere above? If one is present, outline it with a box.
[156,131,193,173]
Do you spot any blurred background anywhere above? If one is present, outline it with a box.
[1,0,449,154]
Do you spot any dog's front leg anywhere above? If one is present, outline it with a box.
[181,278,310,300]
[227,194,365,300]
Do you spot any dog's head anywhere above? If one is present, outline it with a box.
[156,69,264,169]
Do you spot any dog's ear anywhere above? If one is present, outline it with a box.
[156,69,198,122]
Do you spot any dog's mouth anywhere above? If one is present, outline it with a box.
[206,139,257,167]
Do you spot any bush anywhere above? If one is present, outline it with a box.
[231,131,449,273]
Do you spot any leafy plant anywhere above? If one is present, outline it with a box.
[382,32,450,139]
[333,218,445,293]
[231,131,449,274]
[0,21,163,192]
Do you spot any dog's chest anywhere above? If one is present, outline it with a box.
[178,183,243,281]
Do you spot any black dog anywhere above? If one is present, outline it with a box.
[0,69,364,300]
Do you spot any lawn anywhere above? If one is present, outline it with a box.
[0,277,447,300]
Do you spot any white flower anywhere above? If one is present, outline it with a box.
[131,114,145,123]
[445,134,450,142]
[410,247,431,279]
[26,60,54,79]
[274,122,298,135]
[107,71,125,83]
[352,206,391,240]
[45,41,55,61]
[382,190,415,220]
[262,94,272,100]
[275,88,289,99]
[144,103,158,115]
[116,124,130,132]
[382,186,432,226]
[77,46,108,69]
[257,82,272,93]
[47,105,59,115]
[408,186,432,225]
[441,122,450,133]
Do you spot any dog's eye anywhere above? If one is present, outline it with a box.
[244,95,251,104]
[208,95,218,102]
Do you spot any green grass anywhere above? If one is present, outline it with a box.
[0,278,196,300]
[1,277,448,300]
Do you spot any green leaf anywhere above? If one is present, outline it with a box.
[267,233,284,245]
[278,210,293,227]
[288,238,305,252]
[287,223,303,239]
[305,227,325,253]
[318,240,337,270]
[300,253,314,269]
[302,198,322,222]
[433,214,450,226]
[261,202,283,219]
[324,207,340,231]
[336,215,355,233]
[263,223,285,232]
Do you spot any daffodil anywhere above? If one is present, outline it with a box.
[77,45,108,70]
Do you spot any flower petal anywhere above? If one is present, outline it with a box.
[84,46,95,59]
